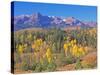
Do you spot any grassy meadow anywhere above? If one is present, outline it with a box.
[13,27,97,73]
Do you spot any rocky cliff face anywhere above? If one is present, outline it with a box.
[13,13,97,31]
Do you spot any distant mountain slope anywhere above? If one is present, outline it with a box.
[12,13,97,31]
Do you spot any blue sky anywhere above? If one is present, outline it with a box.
[12,1,97,22]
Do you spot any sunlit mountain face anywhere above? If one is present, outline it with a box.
[13,12,97,31]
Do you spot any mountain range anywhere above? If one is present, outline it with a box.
[12,12,97,31]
